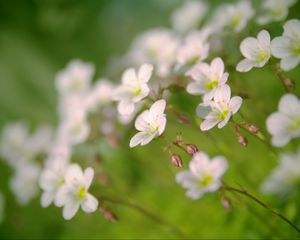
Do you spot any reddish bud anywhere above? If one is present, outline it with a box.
[171,154,183,167]
[248,124,259,134]
[221,197,232,210]
[237,135,248,147]
[100,206,118,223]
[185,144,199,156]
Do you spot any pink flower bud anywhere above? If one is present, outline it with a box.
[100,206,118,223]
[237,135,248,147]
[185,144,199,156]
[171,154,183,167]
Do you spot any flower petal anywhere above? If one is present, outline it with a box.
[186,82,206,95]
[138,64,153,83]
[229,96,243,114]
[200,117,219,131]
[83,167,94,190]
[129,132,149,148]
[210,156,228,178]
[236,59,254,72]
[118,100,135,115]
[63,201,80,220]
[150,99,166,116]
[214,84,231,103]
[257,30,270,49]
[81,193,98,213]
[283,19,300,39]
[280,56,300,71]
[122,68,137,86]
[240,37,259,60]
[271,37,291,58]
[278,94,300,116]
[196,103,211,118]
[41,191,55,208]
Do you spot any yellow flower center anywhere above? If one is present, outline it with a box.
[206,80,218,90]
[198,175,213,188]
[218,109,230,121]
[231,15,242,28]
[78,186,86,200]
[257,51,269,62]
[289,118,300,131]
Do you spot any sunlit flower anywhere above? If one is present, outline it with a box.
[261,148,300,195]
[197,84,243,131]
[55,164,98,220]
[236,30,271,72]
[271,19,300,71]
[130,99,167,147]
[186,57,228,101]
[10,163,41,205]
[176,31,210,69]
[176,151,227,199]
[266,94,300,147]
[257,0,297,25]
[0,192,4,224]
[55,60,94,97]
[171,0,208,33]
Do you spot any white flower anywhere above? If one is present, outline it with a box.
[55,60,94,97]
[213,0,255,32]
[0,192,4,224]
[55,164,98,220]
[130,99,167,148]
[197,84,243,131]
[186,57,228,101]
[10,163,41,205]
[266,94,300,147]
[271,19,300,71]
[261,148,300,195]
[236,30,271,72]
[39,158,68,208]
[114,64,153,116]
[257,0,297,25]
[171,0,208,33]
[176,31,210,68]
[27,124,53,155]
[176,152,227,200]
[128,29,178,77]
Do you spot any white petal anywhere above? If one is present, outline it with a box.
[118,100,135,115]
[283,19,300,39]
[83,167,94,189]
[271,37,291,58]
[196,104,211,118]
[186,188,203,200]
[279,94,300,116]
[200,117,219,131]
[176,170,197,188]
[186,82,206,95]
[217,112,232,128]
[122,68,137,86]
[229,96,243,114]
[81,193,98,213]
[65,164,83,185]
[240,37,259,60]
[138,64,153,83]
[190,152,210,176]
[271,134,291,147]
[135,110,150,132]
[150,99,166,116]
[140,133,156,146]
[129,132,149,148]
[280,56,300,71]
[54,186,70,207]
[41,191,55,208]
[63,201,80,220]
[210,156,228,178]
[236,59,254,72]
[257,30,271,49]
[157,116,167,135]
[266,112,290,135]
[214,84,231,103]
[211,57,224,79]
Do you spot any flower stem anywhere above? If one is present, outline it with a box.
[222,184,300,235]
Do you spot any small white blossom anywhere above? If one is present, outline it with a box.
[171,0,208,33]
[186,57,228,101]
[176,31,210,68]
[130,99,167,148]
[114,64,153,116]
[197,84,243,131]
[261,148,300,195]
[266,94,300,147]
[55,60,94,97]
[176,152,227,199]
[257,0,297,25]
[0,192,4,224]
[55,164,98,220]
[237,30,271,72]
[271,19,300,71]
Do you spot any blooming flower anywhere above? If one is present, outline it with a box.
[236,30,271,72]
[55,164,98,220]
[266,94,300,147]
[196,84,243,131]
[271,19,300,71]
[114,64,153,116]
[129,99,167,147]
[171,0,208,33]
[176,152,227,199]
[261,148,300,195]
[176,31,210,69]
[257,0,297,25]
[186,57,228,101]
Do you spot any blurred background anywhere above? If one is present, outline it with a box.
[1,0,300,238]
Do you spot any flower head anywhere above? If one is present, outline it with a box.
[266,94,300,147]
[236,30,271,72]
[196,84,243,131]
[186,57,228,101]
[114,64,153,116]
[55,164,98,220]
[176,152,227,199]
[130,99,167,147]
[271,19,300,71]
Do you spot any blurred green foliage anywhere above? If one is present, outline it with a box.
[1,0,300,239]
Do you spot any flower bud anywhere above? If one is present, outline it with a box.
[221,196,232,210]
[283,77,295,89]
[100,206,118,223]
[171,154,183,167]
[248,124,259,134]
[185,144,198,156]
[237,135,248,147]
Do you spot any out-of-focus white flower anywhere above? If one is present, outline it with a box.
[55,60,94,97]
[237,30,271,72]
[171,0,208,33]
[186,57,228,101]
[0,192,4,224]
[114,64,153,116]
[10,163,41,205]
[27,124,53,155]
[197,84,243,131]
[130,99,167,147]
[266,94,300,147]
[257,0,297,25]
[128,29,179,77]
[176,151,227,199]
[261,148,300,195]
[271,19,300,71]
[176,31,210,68]
[213,0,255,32]
[39,158,68,208]
[85,80,115,112]
[55,164,98,220]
